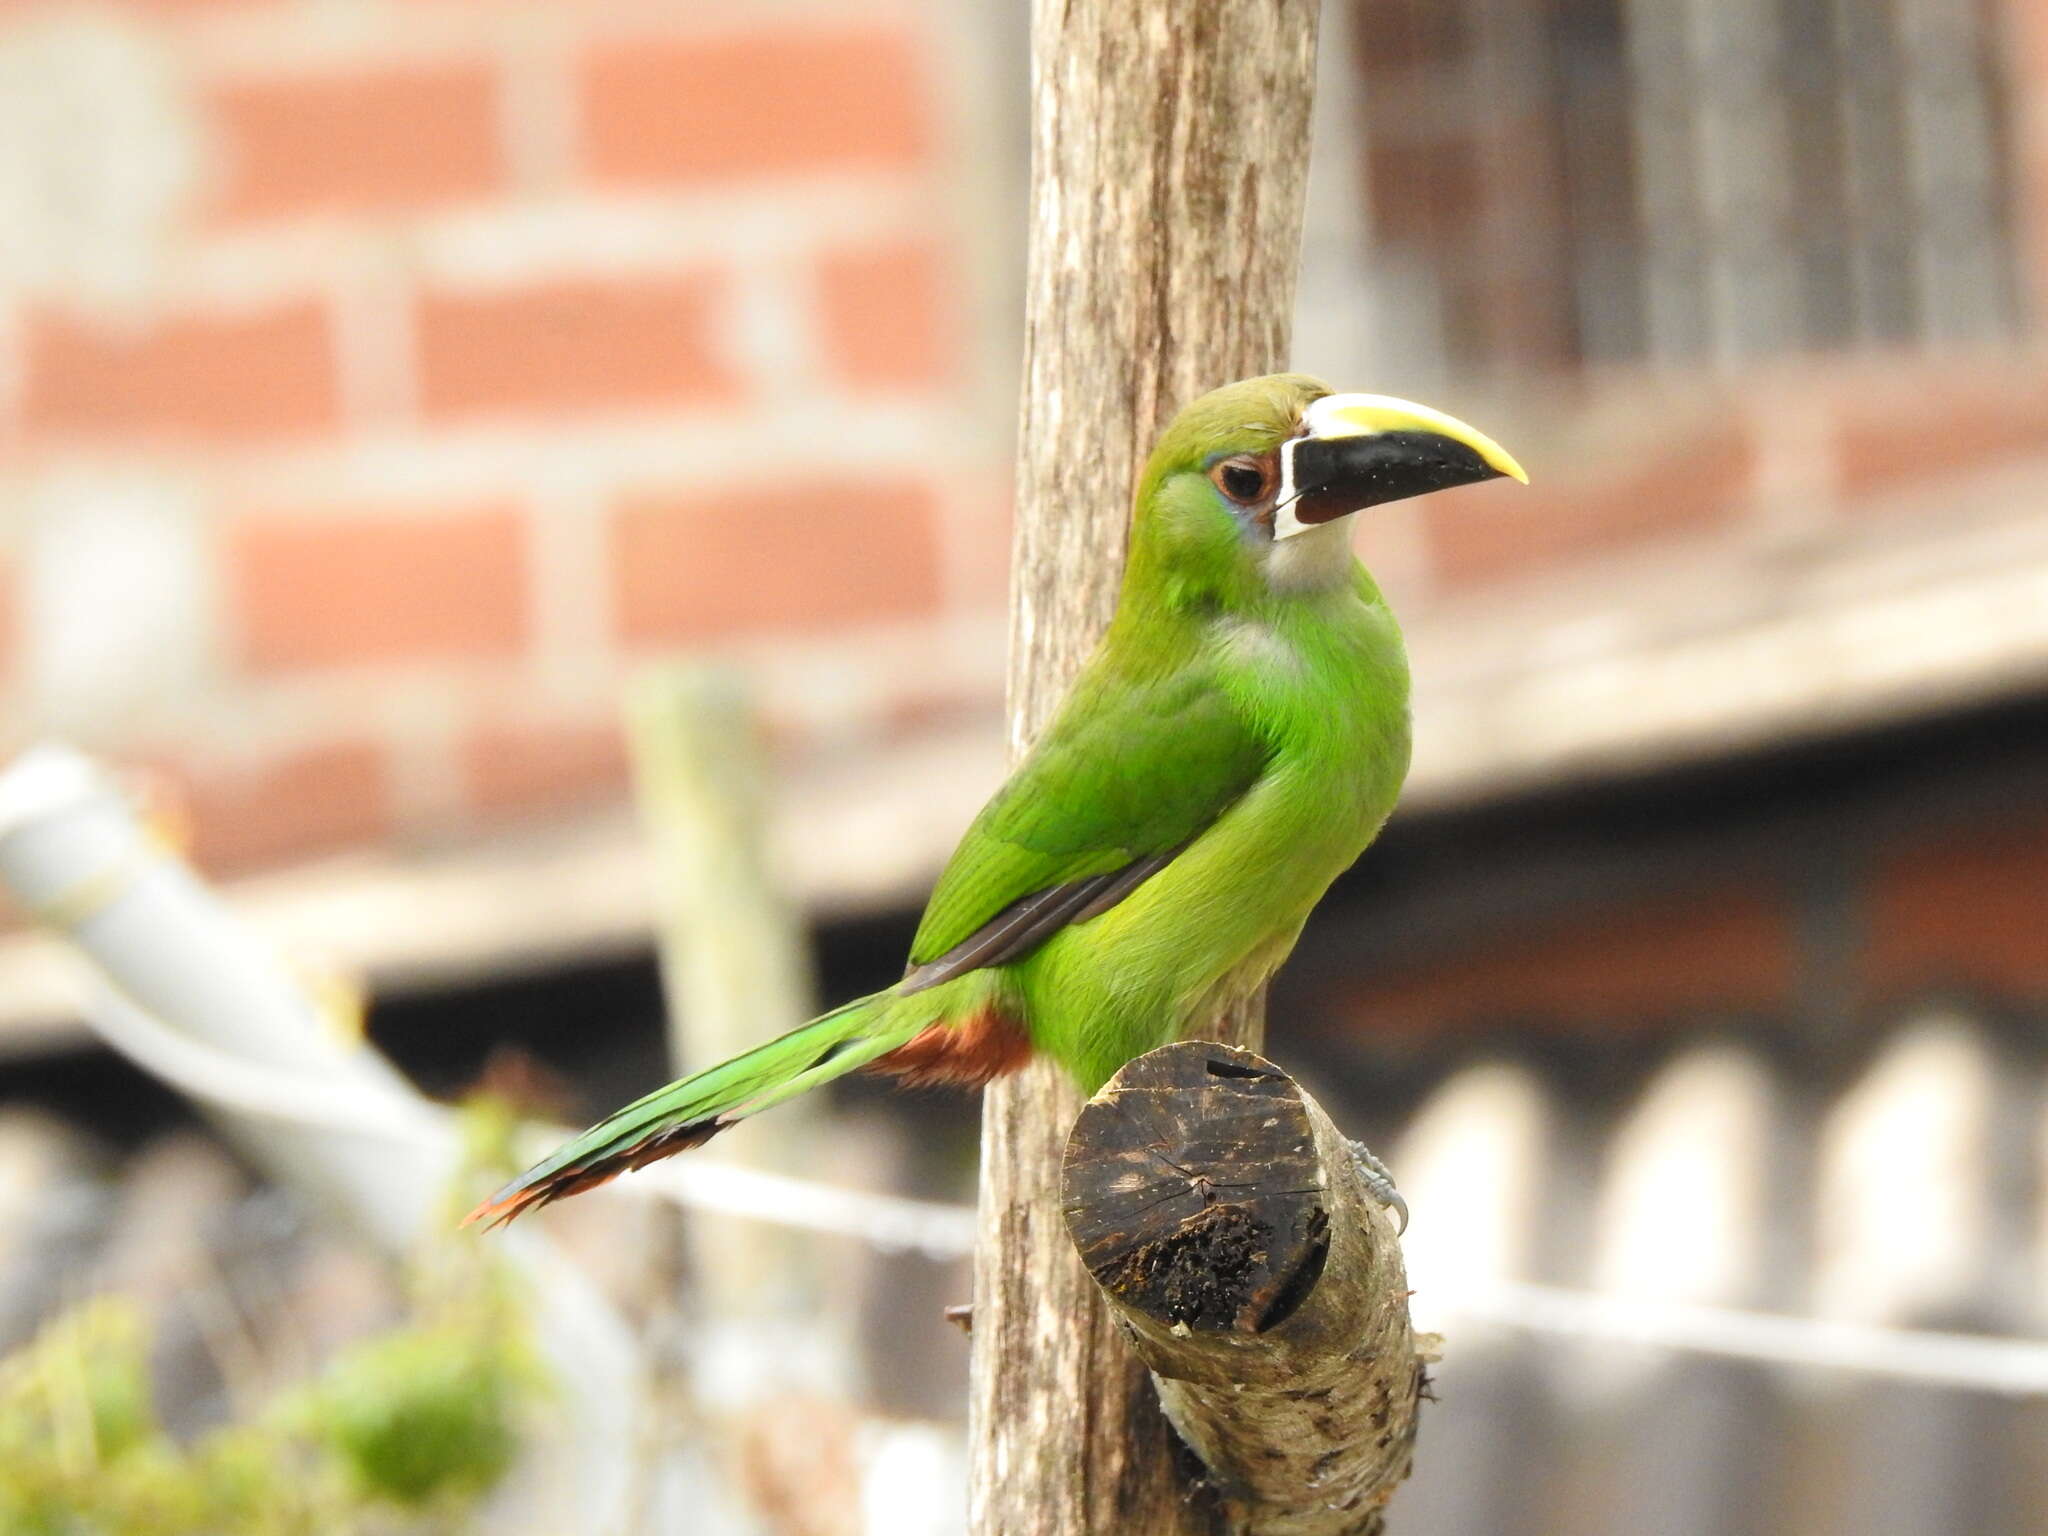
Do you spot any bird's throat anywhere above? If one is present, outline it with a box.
[1265,517,1357,592]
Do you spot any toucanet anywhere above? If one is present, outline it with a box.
[468,373,1524,1228]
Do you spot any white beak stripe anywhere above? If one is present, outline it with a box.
[1275,437,1317,541]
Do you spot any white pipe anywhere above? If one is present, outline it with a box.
[0,745,645,1536]
[0,746,434,1244]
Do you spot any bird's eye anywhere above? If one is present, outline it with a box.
[1211,455,1272,505]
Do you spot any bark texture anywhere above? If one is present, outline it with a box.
[1064,1043,1425,1535]
[967,2,1321,1530]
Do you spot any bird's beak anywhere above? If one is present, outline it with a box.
[1274,393,1527,539]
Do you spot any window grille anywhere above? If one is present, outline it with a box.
[1353,0,2018,378]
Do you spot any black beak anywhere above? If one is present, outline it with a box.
[1284,431,1507,528]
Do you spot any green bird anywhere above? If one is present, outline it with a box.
[468,374,1523,1228]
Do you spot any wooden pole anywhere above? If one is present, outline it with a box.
[625,664,826,1330]
[1063,1043,1426,1534]
[968,3,1322,1529]
[625,667,859,1531]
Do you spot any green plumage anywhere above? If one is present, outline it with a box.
[471,373,1452,1227]
[910,664,1264,966]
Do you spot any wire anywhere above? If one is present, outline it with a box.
[1439,1283,2048,1399]
[619,1160,975,1258]
[78,989,2048,1395]
[81,989,976,1262]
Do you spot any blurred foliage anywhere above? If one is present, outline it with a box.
[0,1297,324,1536]
[0,1101,549,1535]
[307,1322,525,1511]
[296,1243,542,1513]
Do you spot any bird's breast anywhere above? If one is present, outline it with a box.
[1247,601,1410,853]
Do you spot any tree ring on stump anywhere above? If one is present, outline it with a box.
[1062,1042,1330,1335]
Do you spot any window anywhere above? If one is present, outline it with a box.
[1355,0,2018,378]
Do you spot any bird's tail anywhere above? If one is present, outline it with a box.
[464,991,914,1228]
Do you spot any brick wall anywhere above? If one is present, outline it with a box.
[0,0,1009,874]
[0,0,2044,888]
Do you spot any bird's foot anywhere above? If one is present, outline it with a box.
[1348,1139,1408,1235]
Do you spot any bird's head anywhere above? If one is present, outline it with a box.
[1131,373,1525,597]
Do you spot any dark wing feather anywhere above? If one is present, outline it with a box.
[899,843,1186,994]
[903,657,1264,984]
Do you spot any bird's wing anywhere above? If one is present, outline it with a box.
[902,660,1266,991]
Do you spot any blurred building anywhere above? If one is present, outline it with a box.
[0,0,2036,1026]
[0,0,2044,1533]
[1285,0,2046,1147]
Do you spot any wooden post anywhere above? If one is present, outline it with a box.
[968,2,1322,1529]
[624,667,859,1530]
[1063,1043,1426,1535]
[624,664,825,1326]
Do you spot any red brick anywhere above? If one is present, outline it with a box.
[23,303,337,444]
[583,29,928,186]
[1867,815,2048,998]
[461,721,628,819]
[951,471,1014,608]
[0,0,282,11]
[1329,886,1795,1038]
[1427,420,1754,587]
[209,65,502,222]
[816,243,954,389]
[182,742,390,874]
[1835,374,2048,501]
[231,505,528,670]
[416,276,742,420]
[613,478,942,643]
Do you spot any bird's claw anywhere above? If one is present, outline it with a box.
[1348,1139,1408,1235]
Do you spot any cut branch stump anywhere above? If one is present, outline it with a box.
[1062,1042,1427,1535]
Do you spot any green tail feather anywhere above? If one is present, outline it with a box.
[467,991,912,1227]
